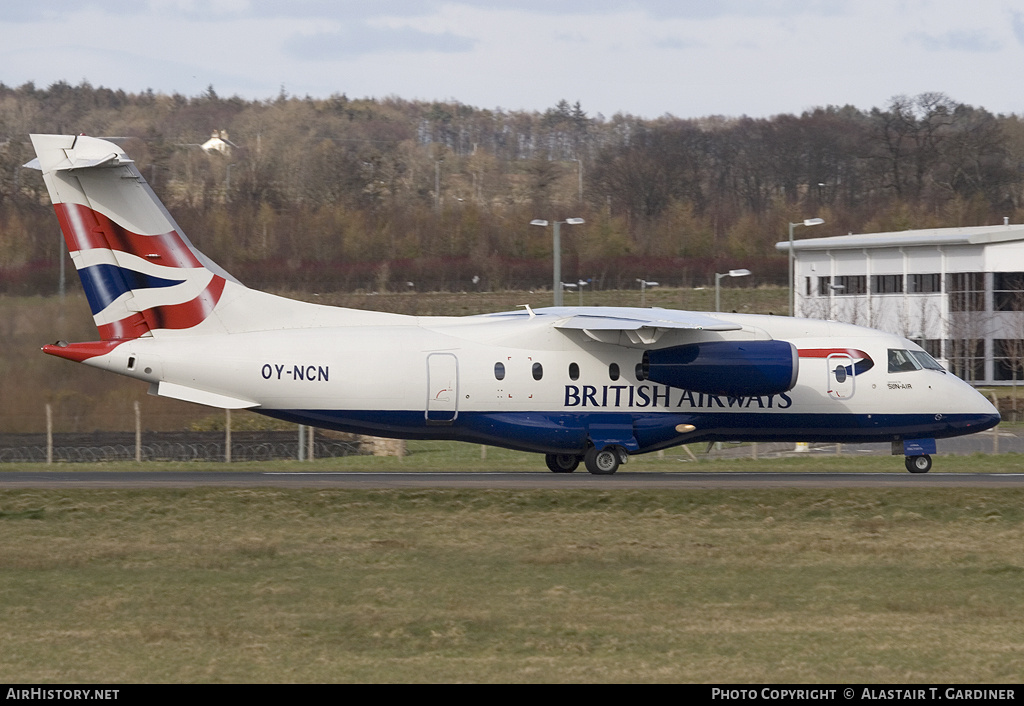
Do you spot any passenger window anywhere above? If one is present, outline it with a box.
[494,362,505,380]
[532,362,543,380]
[568,362,580,380]
[609,363,620,381]
[635,363,645,381]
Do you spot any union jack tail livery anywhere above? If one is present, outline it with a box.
[29,134,236,340]
[28,134,1000,474]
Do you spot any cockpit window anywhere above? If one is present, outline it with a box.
[888,349,920,372]
[888,348,944,373]
[909,350,945,371]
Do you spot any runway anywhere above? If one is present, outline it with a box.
[3,470,1024,489]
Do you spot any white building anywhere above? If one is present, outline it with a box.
[777,223,1024,385]
[201,130,236,155]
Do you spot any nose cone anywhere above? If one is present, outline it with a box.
[950,377,1001,435]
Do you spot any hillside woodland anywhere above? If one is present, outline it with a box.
[2,83,1024,294]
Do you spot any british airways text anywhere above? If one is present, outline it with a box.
[564,384,793,409]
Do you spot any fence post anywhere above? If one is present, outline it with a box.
[990,392,999,454]
[225,408,232,463]
[307,425,314,461]
[46,403,53,465]
[298,425,306,461]
[134,401,142,462]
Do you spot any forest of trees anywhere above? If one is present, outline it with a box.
[2,82,1024,294]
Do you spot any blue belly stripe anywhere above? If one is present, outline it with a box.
[255,409,1001,456]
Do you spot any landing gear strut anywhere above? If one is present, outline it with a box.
[905,454,932,473]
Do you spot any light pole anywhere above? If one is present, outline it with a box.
[530,217,585,306]
[788,218,825,316]
[828,282,844,319]
[715,268,751,312]
[636,278,659,307]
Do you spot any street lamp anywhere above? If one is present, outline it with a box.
[715,268,751,312]
[576,279,589,306]
[827,282,844,319]
[530,217,585,306]
[788,218,825,316]
[636,278,659,307]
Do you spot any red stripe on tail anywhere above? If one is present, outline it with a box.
[140,275,226,331]
[54,203,202,267]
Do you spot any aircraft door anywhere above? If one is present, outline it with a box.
[426,353,459,423]
[827,353,855,400]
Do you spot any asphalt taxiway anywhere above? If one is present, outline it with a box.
[2,470,1024,489]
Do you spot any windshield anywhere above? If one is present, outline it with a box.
[888,348,945,373]
[909,350,945,371]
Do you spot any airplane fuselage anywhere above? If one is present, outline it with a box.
[67,307,998,456]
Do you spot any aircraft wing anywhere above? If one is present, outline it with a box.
[485,306,743,346]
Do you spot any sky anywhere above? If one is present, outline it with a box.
[2,1,1024,119]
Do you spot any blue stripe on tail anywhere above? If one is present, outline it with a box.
[79,264,184,314]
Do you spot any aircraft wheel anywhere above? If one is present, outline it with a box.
[545,453,580,473]
[905,454,932,473]
[585,446,621,475]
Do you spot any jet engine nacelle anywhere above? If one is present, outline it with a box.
[643,340,799,397]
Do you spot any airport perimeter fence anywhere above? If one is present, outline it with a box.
[0,431,362,464]
[0,428,1017,465]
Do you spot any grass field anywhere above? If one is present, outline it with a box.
[3,452,1024,683]
[3,437,1022,474]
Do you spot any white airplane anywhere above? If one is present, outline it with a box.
[28,134,1000,474]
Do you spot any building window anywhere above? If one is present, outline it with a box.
[947,273,985,312]
[817,276,833,296]
[910,339,943,359]
[909,273,941,293]
[946,338,984,381]
[995,339,1024,380]
[994,272,1024,311]
[833,275,866,295]
[872,274,903,294]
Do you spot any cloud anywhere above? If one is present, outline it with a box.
[1013,12,1024,46]
[655,36,703,50]
[0,0,842,22]
[285,25,475,60]
[909,29,1001,53]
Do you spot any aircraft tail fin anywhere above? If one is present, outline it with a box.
[28,134,238,341]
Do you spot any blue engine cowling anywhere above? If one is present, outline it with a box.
[643,340,798,396]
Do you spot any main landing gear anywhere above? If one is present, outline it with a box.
[546,447,628,475]
[905,454,932,473]
[545,454,580,473]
